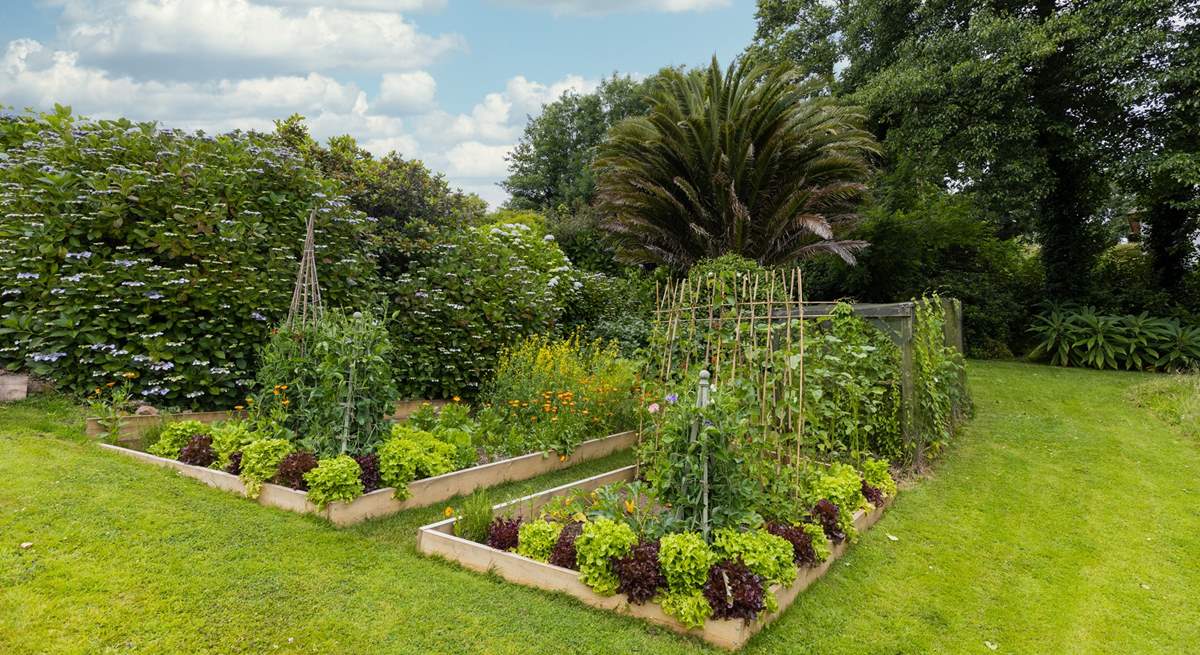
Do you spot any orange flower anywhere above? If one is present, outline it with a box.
[558,454,567,462]
[452,396,461,403]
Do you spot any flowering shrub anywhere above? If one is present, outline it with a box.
[481,334,639,454]
[0,108,378,406]
[389,223,581,399]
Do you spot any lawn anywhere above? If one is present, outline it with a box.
[1,361,1197,654]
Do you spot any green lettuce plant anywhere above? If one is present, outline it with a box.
[659,589,712,630]
[516,520,565,563]
[712,528,797,587]
[861,458,897,498]
[239,438,294,498]
[210,420,258,469]
[147,420,211,459]
[303,455,364,509]
[575,518,638,595]
[657,532,715,592]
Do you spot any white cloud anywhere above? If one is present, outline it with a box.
[495,0,730,15]
[259,0,447,10]
[2,35,594,208]
[49,0,464,75]
[445,141,513,178]
[376,70,437,114]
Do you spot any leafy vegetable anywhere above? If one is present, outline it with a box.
[303,455,364,509]
[148,420,210,459]
[712,528,796,587]
[659,589,712,630]
[239,438,294,498]
[516,520,565,563]
[548,521,584,569]
[703,561,766,621]
[275,451,318,490]
[614,540,665,604]
[178,435,216,467]
[658,532,715,592]
[486,516,522,551]
[575,517,638,596]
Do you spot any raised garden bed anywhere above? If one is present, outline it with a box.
[85,399,447,441]
[100,430,637,526]
[417,465,891,651]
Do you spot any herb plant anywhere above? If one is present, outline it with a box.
[454,490,493,543]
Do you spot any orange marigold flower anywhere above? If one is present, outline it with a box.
[444,506,455,518]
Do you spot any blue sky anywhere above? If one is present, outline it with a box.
[0,0,755,206]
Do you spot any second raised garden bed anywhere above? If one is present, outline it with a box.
[100,429,637,526]
[417,465,891,650]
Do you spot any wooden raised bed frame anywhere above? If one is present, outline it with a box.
[99,430,637,526]
[417,465,891,651]
[85,399,449,440]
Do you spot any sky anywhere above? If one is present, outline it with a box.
[0,0,756,207]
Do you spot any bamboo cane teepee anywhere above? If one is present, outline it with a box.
[285,208,323,332]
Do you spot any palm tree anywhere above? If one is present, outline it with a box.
[595,56,879,270]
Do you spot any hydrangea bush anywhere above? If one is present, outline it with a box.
[389,222,581,399]
[0,107,378,406]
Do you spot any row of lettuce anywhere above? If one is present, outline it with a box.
[455,459,895,629]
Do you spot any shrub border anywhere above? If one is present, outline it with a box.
[99,430,637,526]
[417,465,890,650]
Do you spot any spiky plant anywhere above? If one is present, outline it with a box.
[595,56,878,270]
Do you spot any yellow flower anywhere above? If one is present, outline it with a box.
[280,385,288,390]
[558,454,567,462]
[444,506,455,518]
[281,399,290,406]
[452,396,461,403]
[234,405,244,410]
[624,500,635,514]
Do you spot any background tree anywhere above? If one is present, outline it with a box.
[502,74,659,212]
[595,57,878,271]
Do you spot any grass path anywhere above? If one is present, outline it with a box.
[1,361,1198,654]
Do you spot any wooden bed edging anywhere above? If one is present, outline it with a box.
[417,469,891,651]
[99,430,638,526]
[86,400,448,441]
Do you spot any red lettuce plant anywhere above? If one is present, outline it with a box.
[225,451,243,475]
[179,435,217,467]
[549,521,583,569]
[614,540,665,604]
[810,499,845,543]
[861,479,885,506]
[275,451,318,490]
[486,516,522,551]
[355,453,382,492]
[765,521,818,566]
[703,561,765,621]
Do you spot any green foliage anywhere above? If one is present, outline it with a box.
[454,489,494,543]
[303,455,364,509]
[802,522,832,563]
[803,303,903,461]
[861,458,897,498]
[595,57,878,270]
[1029,308,1200,371]
[1127,375,1200,441]
[516,520,565,563]
[255,308,396,457]
[574,517,638,596]
[274,115,487,283]
[559,269,659,357]
[389,222,580,399]
[481,334,639,455]
[712,528,797,587]
[657,532,715,592]
[147,420,211,459]
[913,296,970,459]
[376,424,459,498]
[502,74,657,211]
[239,438,294,498]
[803,199,1044,358]
[659,589,712,630]
[0,108,377,404]
[807,463,867,540]
[209,420,259,469]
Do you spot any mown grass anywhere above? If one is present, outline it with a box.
[1,361,1198,654]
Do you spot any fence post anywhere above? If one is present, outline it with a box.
[695,370,711,540]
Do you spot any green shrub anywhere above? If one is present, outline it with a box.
[861,458,897,498]
[255,308,396,457]
[454,490,493,543]
[1028,307,1200,371]
[712,528,797,587]
[0,107,378,405]
[209,420,258,469]
[389,222,580,399]
[575,518,638,595]
[303,455,364,509]
[657,532,715,592]
[147,420,211,459]
[659,589,712,630]
[516,520,565,563]
[239,438,294,498]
